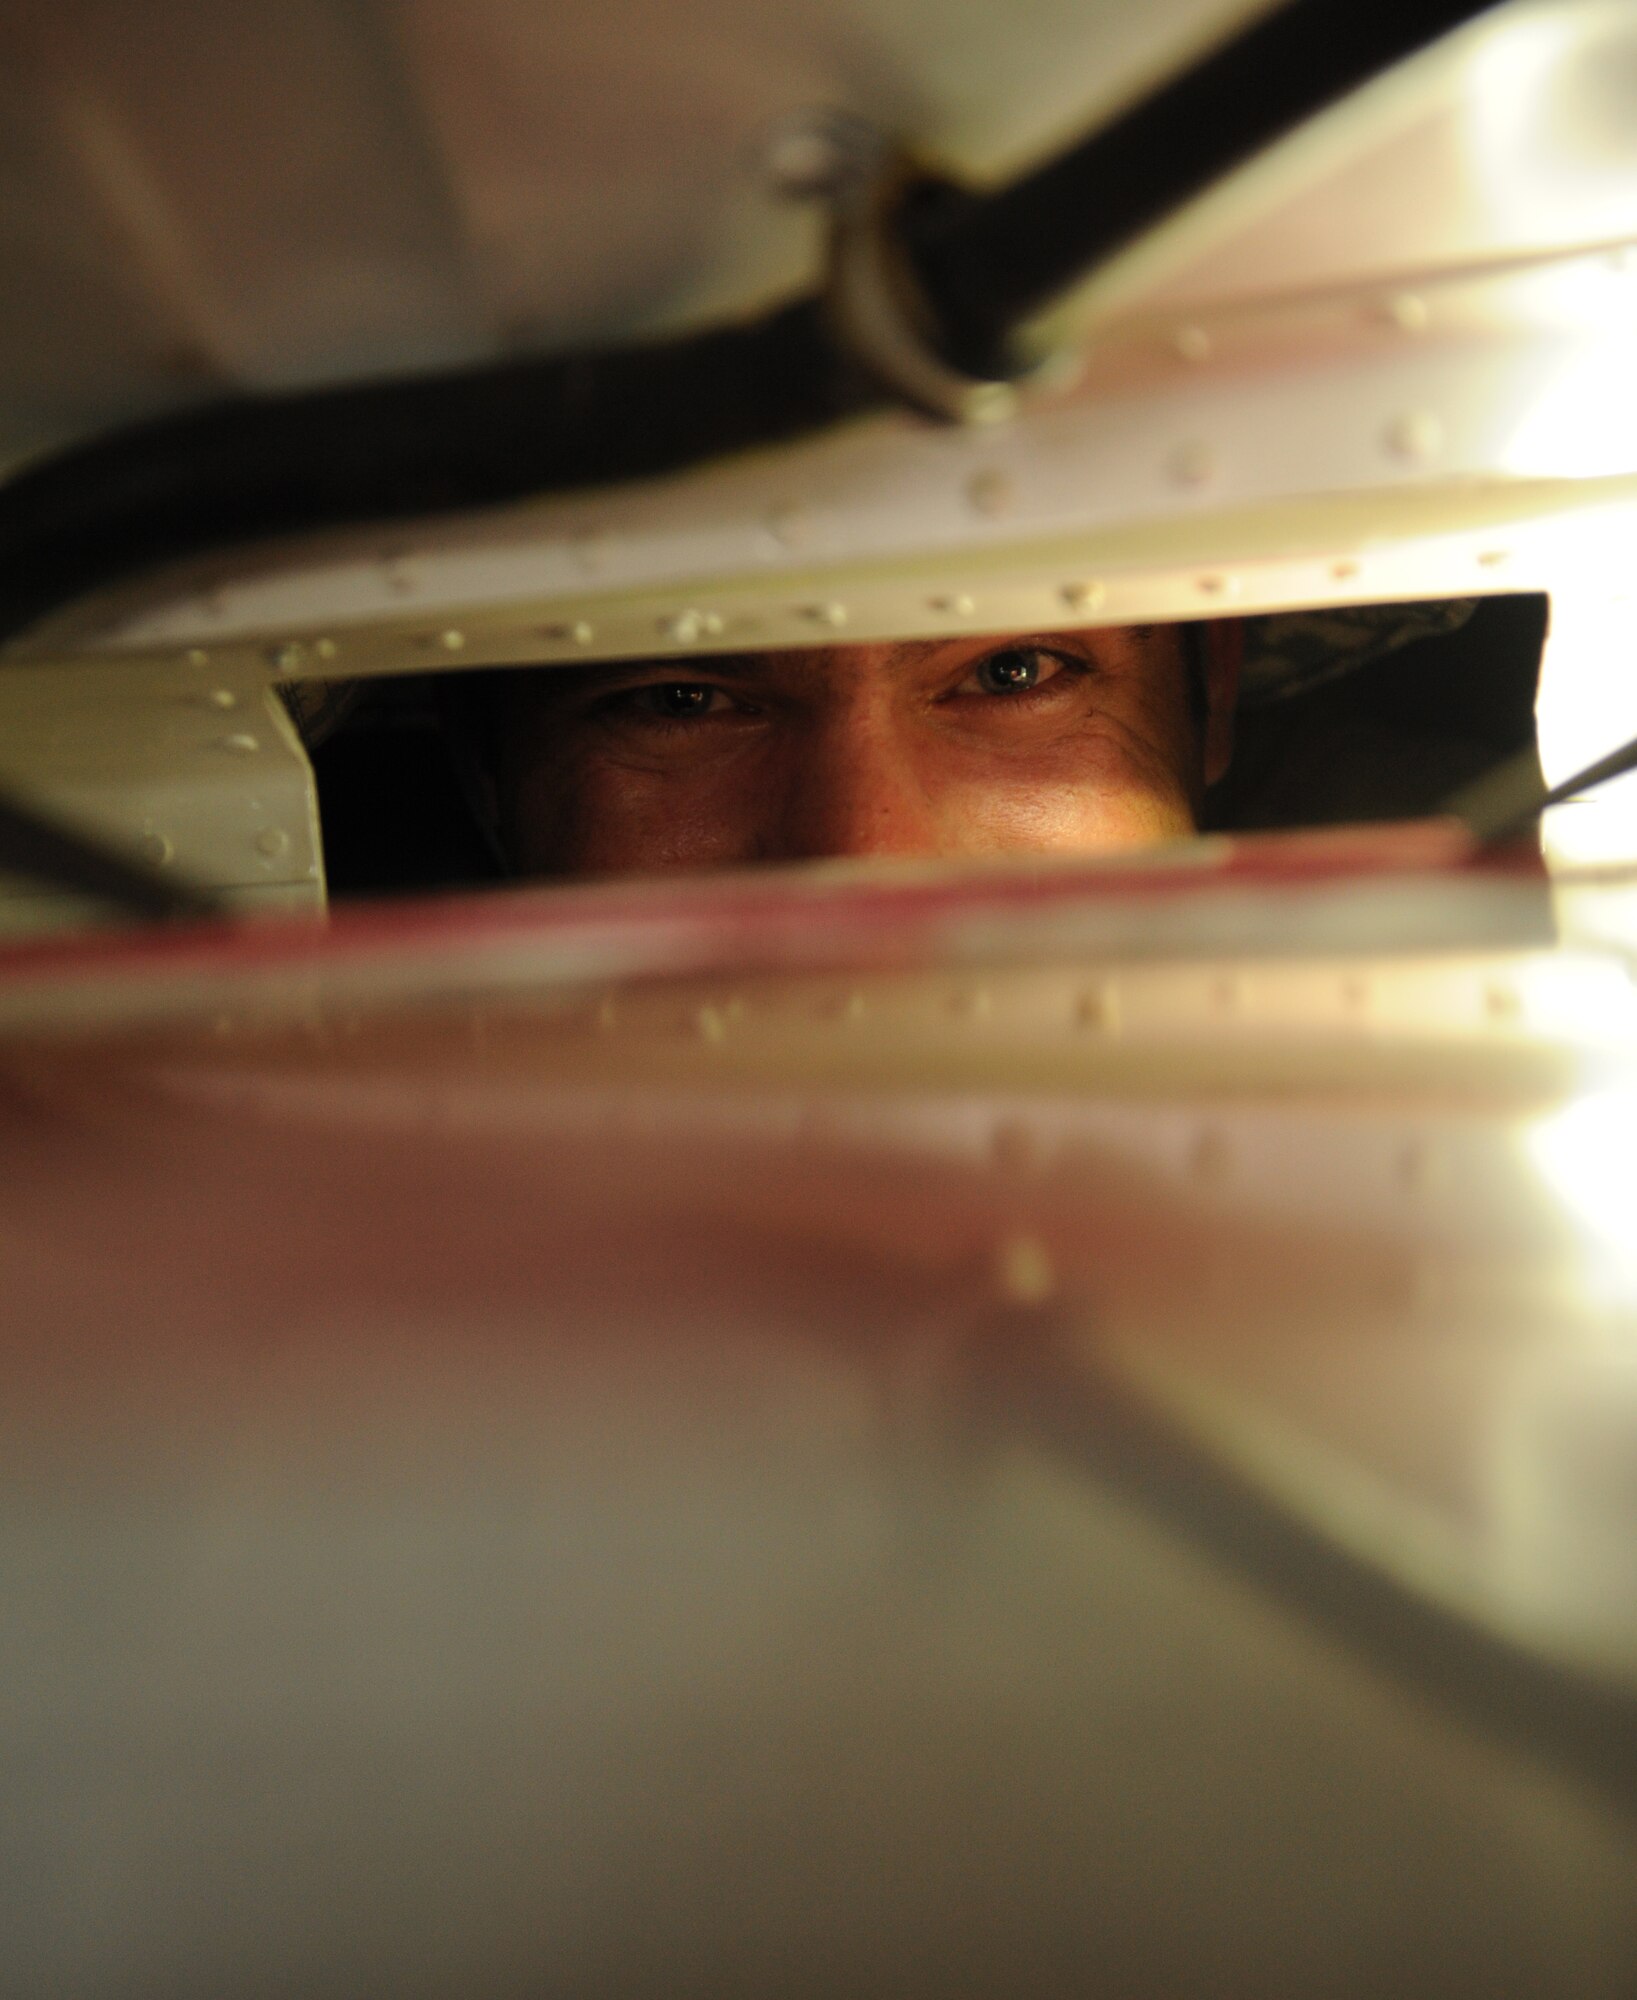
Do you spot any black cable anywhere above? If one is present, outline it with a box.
[908,0,1508,373]
[0,0,1503,645]
[1455,727,1637,843]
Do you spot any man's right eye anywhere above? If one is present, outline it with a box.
[604,682,733,720]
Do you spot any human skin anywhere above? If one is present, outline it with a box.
[492,623,1239,877]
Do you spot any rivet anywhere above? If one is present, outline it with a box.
[183,647,210,668]
[543,620,596,645]
[930,593,975,617]
[201,687,237,710]
[765,502,812,549]
[1196,573,1240,598]
[1385,411,1444,462]
[313,637,338,661]
[1169,440,1219,488]
[966,467,1016,517]
[437,628,467,652]
[1331,559,1361,581]
[571,528,611,576]
[694,1003,728,1044]
[254,827,290,859]
[993,1232,1055,1304]
[1060,580,1106,613]
[1372,292,1429,334]
[267,642,305,673]
[990,1118,1037,1173]
[142,832,174,865]
[1172,324,1212,363]
[1485,981,1521,1022]
[823,989,867,1023]
[804,601,849,628]
[215,732,260,754]
[1076,985,1119,1032]
[1189,1127,1232,1184]
[663,609,706,644]
[700,611,726,637]
[1477,549,1510,569]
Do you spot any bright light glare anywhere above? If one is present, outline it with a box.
[1535,580,1637,870]
[1527,1085,1637,1295]
[1502,332,1637,482]
[1468,2,1637,246]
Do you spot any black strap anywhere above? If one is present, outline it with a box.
[0,0,1502,644]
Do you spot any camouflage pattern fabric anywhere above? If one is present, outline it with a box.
[1237,599,1478,710]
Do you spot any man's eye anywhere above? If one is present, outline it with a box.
[611,682,732,719]
[958,647,1076,697]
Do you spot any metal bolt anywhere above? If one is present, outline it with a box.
[804,601,848,628]
[183,647,210,668]
[1060,581,1106,613]
[1372,292,1429,334]
[1485,981,1521,1022]
[568,527,611,576]
[765,502,812,549]
[1385,411,1444,462]
[202,688,237,710]
[1196,573,1240,598]
[823,989,867,1023]
[255,827,290,859]
[267,642,305,673]
[966,468,1016,517]
[930,593,975,617]
[663,610,706,644]
[215,732,260,754]
[1170,440,1218,488]
[1076,985,1119,1032]
[142,832,174,865]
[437,628,467,652]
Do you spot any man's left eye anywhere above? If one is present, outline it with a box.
[958,647,1075,697]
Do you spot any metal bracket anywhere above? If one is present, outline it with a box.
[818,142,1021,427]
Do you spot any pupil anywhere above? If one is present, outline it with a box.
[982,649,1038,692]
[658,683,712,715]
